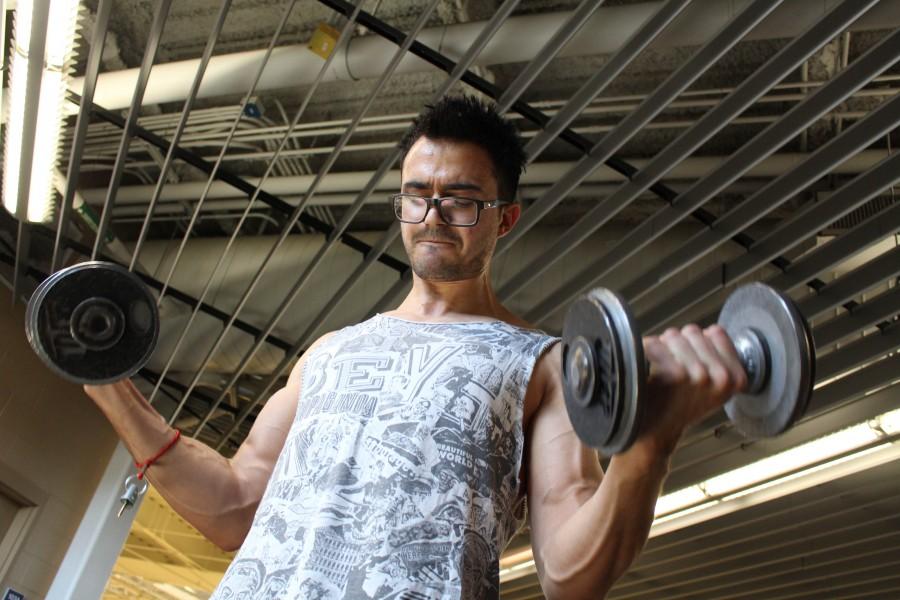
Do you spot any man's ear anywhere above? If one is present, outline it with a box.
[497,203,521,238]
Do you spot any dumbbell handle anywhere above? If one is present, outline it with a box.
[642,327,768,395]
[731,328,769,395]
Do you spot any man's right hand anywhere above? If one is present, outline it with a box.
[82,343,314,550]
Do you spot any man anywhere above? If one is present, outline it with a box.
[86,95,747,599]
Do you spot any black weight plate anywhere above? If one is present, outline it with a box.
[25,261,159,385]
[718,283,814,438]
[562,288,646,455]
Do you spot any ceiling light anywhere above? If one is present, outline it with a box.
[873,407,900,434]
[653,484,707,517]
[3,0,82,223]
[701,423,879,497]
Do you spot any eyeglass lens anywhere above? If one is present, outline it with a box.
[395,195,479,226]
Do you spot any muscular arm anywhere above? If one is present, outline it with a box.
[527,327,746,599]
[84,334,332,550]
[526,344,667,599]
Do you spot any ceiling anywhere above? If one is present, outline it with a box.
[1,0,899,598]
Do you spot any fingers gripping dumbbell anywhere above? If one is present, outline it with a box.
[561,283,815,456]
[25,261,159,385]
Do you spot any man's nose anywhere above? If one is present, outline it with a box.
[422,197,444,226]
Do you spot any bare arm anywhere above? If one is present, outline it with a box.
[527,326,747,599]
[84,334,332,550]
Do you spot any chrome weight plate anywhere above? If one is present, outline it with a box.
[562,288,647,455]
[718,283,815,438]
[25,261,159,385]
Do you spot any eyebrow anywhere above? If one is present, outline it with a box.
[402,180,484,193]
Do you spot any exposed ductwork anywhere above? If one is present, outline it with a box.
[68,0,900,110]
[82,150,891,207]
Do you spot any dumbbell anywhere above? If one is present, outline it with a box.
[25,261,159,385]
[561,283,815,455]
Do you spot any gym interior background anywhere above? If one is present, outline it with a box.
[0,0,899,598]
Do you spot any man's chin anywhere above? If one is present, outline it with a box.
[410,261,477,283]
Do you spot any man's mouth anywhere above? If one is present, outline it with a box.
[416,238,457,245]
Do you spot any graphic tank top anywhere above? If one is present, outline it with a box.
[210,314,558,600]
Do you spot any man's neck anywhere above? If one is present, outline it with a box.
[392,272,520,324]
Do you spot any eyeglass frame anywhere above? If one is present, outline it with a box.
[390,192,513,227]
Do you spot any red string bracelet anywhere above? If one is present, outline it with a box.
[135,429,181,480]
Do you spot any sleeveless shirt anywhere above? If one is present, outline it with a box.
[210,314,558,600]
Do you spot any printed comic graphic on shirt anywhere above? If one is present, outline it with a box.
[211,315,557,599]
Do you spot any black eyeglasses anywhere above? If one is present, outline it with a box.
[391,193,510,227]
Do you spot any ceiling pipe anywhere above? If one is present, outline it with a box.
[68,0,900,111]
[81,149,891,206]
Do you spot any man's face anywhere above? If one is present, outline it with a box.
[399,136,519,282]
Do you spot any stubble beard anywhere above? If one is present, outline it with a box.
[404,228,495,282]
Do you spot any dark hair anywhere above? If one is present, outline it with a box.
[398,95,527,202]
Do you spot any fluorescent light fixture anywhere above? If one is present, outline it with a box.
[656,420,886,517]
[699,423,879,498]
[3,0,82,223]
[873,407,900,435]
[720,444,891,503]
[652,500,719,526]
[499,403,900,583]
[652,484,707,517]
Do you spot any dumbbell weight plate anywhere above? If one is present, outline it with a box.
[718,283,815,438]
[25,261,159,385]
[562,288,647,455]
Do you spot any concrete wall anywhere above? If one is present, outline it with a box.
[0,299,118,598]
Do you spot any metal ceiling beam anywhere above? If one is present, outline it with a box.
[129,0,232,272]
[673,197,900,330]
[815,322,900,383]
[658,196,900,339]
[495,0,696,254]
[187,0,445,437]
[154,0,300,299]
[77,96,408,274]
[625,88,900,311]
[723,172,899,287]
[496,0,611,113]
[318,0,689,209]
[92,0,172,260]
[638,149,900,332]
[815,285,900,348]
[653,553,900,600]
[625,485,900,581]
[52,0,112,273]
[530,91,900,326]
[71,0,900,112]
[767,202,900,295]
[797,244,900,318]
[512,23,900,316]
[12,222,31,304]
[324,0,887,318]
[610,515,900,599]
[501,0,879,301]
[154,0,367,416]
[518,0,691,159]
